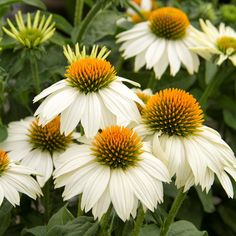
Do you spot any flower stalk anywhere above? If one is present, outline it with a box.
[74,0,84,26]
[30,55,41,94]
[131,206,145,236]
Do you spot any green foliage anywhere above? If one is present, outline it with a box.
[0,201,12,235]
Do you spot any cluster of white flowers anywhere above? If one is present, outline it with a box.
[0,4,236,222]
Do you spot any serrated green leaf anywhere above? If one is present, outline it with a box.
[223,109,236,130]
[168,220,208,236]
[195,187,215,213]
[47,205,74,229]
[0,201,13,236]
[0,125,8,142]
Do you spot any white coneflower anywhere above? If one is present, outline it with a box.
[54,125,170,221]
[0,150,42,206]
[191,19,236,66]
[2,10,55,48]
[34,44,143,138]
[1,116,78,187]
[117,7,200,79]
[138,88,236,197]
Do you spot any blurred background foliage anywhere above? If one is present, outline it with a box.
[0,0,235,235]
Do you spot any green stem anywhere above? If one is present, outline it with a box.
[30,55,40,94]
[131,206,145,236]
[199,66,235,107]
[74,0,84,26]
[77,194,83,217]
[147,72,157,90]
[125,1,145,21]
[160,189,187,236]
[77,2,103,42]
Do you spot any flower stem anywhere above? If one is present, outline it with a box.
[74,0,84,26]
[30,55,41,94]
[125,1,145,21]
[199,66,235,107]
[77,2,103,42]
[131,206,145,236]
[77,194,83,217]
[160,188,187,236]
[43,180,52,222]
[147,72,157,90]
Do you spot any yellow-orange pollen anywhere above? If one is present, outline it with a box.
[143,88,204,137]
[91,126,143,169]
[65,58,116,94]
[217,36,236,54]
[0,150,9,174]
[149,7,190,40]
[28,117,72,153]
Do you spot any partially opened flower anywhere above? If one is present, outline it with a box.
[127,0,158,23]
[34,44,143,138]
[1,116,78,187]
[3,10,55,48]
[0,150,42,206]
[191,19,236,66]
[117,7,200,79]
[54,125,170,221]
[138,88,236,197]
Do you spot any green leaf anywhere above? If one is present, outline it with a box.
[218,205,236,232]
[52,14,73,35]
[168,220,208,236]
[47,205,74,229]
[223,109,236,130]
[0,125,8,142]
[0,201,13,236]
[22,0,46,10]
[0,0,46,9]
[139,224,160,236]
[21,226,47,236]
[47,217,99,236]
[80,10,122,44]
[195,187,215,213]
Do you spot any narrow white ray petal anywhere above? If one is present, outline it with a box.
[0,185,4,206]
[134,50,146,71]
[92,187,111,220]
[145,39,166,69]
[60,93,87,135]
[81,93,101,138]
[167,41,181,76]
[81,166,110,212]
[33,80,67,102]
[153,50,169,79]
[110,169,134,221]
[217,172,234,198]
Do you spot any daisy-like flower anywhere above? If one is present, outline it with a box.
[1,116,78,187]
[0,150,42,206]
[54,125,170,221]
[117,7,200,79]
[138,88,236,197]
[3,10,55,48]
[34,44,143,138]
[191,19,236,66]
[127,0,158,23]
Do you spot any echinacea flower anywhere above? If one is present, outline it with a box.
[191,19,236,66]
[127,0,157,23]
[137,88,236,197]
[117,7,200,79]
[3,10,55,48]
[34,44,143,138]
[1,116,78,187]
[0,150,42,206]
[54,125,170,221]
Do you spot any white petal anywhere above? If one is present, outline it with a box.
[167,41,181,76]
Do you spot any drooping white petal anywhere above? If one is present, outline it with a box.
[167,41,181,76]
